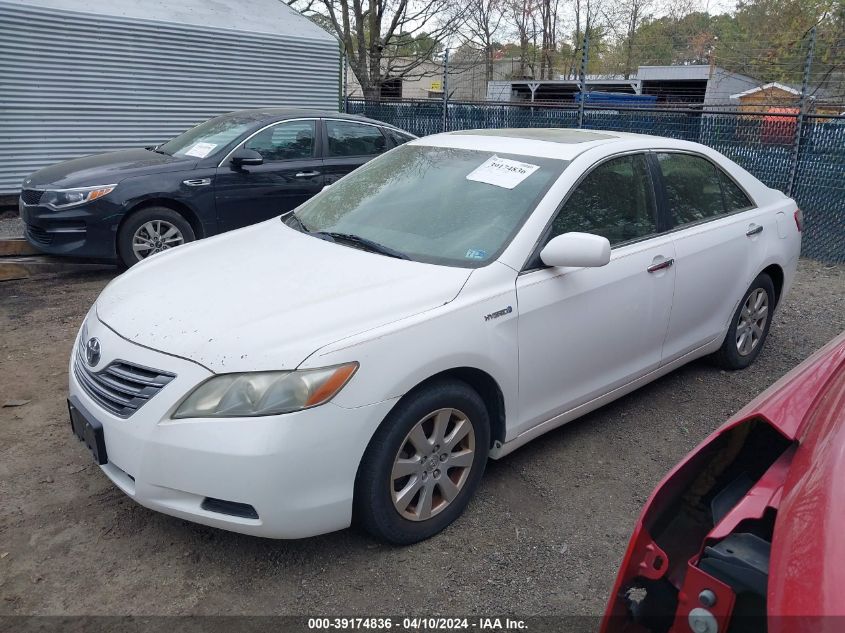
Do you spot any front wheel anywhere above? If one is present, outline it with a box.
[711,273,775,370]
[117,207,195,267]
[354,380,490,544]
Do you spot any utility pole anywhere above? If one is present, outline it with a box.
[788,26,816,196]
[442,48,449,132]
[577,23,590,129]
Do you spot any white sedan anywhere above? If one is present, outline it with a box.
[68,129,801,544]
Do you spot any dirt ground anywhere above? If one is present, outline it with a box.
[1,260,844,618]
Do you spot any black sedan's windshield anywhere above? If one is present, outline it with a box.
[291,145,567,267]
[159,114,259,159]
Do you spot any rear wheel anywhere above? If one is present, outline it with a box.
[354,380,490,544]
[117,207,195,267]
[712,273,775,370]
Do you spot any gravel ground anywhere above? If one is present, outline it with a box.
[1,259,844,617]
[0,213,23,239]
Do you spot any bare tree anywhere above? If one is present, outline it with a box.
[615,0,656,78]
[289,0,463,99]
[509,0,539,78]
[539,0,560,79]
[565,0,602,79]
[457,0,507,81]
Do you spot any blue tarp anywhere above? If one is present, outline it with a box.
[574,92,658,106]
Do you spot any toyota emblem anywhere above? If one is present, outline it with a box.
[85,337,101,366]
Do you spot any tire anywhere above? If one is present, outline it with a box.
[711,273,776,370]
[117,206,195,268]
[354,379,490,545]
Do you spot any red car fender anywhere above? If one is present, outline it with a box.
[601,331,845,633]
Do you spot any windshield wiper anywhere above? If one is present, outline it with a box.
[149,145,170,156]
[312,231,410,260]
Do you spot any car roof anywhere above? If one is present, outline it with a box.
[412,128,698,160]
[220,108,401,130]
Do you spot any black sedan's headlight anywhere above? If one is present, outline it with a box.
[40,184,117,210]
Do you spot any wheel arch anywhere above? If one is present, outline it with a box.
[368,366,507,451]
[119,197,205,240]
[417,367,507,449]
[760,263,785,307]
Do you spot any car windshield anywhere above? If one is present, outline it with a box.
[291,144,567,267]
[158,114,258,159]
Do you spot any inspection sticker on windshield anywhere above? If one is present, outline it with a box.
[184,142,218,158]
[466,155,540,189]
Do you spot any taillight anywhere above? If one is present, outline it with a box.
[794,208,803,232]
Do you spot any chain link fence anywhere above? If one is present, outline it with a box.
[347,98,845,262]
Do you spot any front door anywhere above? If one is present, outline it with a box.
[321,119,390,185]
[214,119,323,231]
[515,153,676,436]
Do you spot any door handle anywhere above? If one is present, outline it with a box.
[746,224,763,237]
[295,171,321,178]
[647,258,674,273]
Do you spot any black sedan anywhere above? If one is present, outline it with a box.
[19,109,415,267]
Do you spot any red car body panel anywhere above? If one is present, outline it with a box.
[601,331,845,633]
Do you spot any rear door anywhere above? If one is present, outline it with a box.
[321,120,391,185]
[654,151,768,363]
[214,119,323,231]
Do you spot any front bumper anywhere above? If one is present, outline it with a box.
[68,313,396,538]
[19,194,120,261]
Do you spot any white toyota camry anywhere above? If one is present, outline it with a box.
[69,129,801,544]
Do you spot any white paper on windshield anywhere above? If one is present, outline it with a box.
[466,155,540,189]
[184,142,218,158]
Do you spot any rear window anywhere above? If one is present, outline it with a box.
[657,153,755,227]
[719,171,755,212]
[387,129,416,147]
[658,153,724,225]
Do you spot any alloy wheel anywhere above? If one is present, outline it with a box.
[735,288,769,356]
[132,220,185,260]
[391,408,476,521]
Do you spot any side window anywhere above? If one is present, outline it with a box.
[387,129,415,147]
[719,170,755,212]
[657,153,725,225]
[326,121,387,157]
[244,120,315,161]
[550,154,658,245]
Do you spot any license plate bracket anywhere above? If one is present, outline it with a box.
[68,400,107,465]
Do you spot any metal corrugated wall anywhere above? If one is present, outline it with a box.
[0,1,341,194]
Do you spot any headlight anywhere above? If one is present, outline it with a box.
[173,363,358,419]
[41,184,117,210]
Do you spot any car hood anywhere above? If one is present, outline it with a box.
[95,220,473,373]
[24,148,196,189]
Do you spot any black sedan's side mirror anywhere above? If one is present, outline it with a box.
[231,148,264,168]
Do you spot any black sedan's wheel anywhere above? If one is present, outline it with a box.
[117,207,195,267]
[712,273,775,370]
[355,380,490,544]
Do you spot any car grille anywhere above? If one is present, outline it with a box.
[73,342,176,418]
[26,225,53,245]
[20,189,44,205]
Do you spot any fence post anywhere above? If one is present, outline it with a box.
[577,25,590,129]
[787,26,816,197]
[442,48,449,132]
[342,48,349,113]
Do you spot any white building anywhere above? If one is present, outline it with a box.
[0,0,341,194]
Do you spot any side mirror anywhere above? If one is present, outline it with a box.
[231,147,264,168]
[540,232,611,268]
